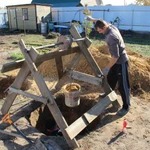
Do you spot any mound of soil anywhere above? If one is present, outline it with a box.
[37,45,150,98]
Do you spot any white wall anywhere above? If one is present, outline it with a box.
[52,6,150,32]
[0,9,8,28]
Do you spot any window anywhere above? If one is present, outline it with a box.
[22,8,28,20]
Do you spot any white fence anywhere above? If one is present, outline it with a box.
[52,6,150,32]
[0,9,8,28]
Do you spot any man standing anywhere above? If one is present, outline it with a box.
[87,17,130,116]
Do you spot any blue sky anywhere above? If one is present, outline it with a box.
[0,0,135,7]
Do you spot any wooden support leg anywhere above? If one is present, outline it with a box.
[20,42,79,148]
[65,91,118,140]
[1,40,39,115]
[69,26,113,94]
[55,56,63,79]
[55,51,82,90]
[69,26,103,77]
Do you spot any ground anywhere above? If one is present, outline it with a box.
[0,32,150,150]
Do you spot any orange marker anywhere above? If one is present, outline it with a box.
[122,119,127,132]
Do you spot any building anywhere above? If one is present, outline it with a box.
[7,3,52,31]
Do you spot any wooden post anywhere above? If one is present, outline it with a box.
[1,40,39,115]
[55,56,63,79]
[19,41,79,148]
[1,46,80,73]
[65,91,118,140]
[69,26,112,94]
[69,26,102,77]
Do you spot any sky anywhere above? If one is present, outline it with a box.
[0,0,135,8]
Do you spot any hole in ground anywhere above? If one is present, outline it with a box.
[28,93,102,136]
[0,75,31,99]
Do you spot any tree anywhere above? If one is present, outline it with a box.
[136,0,150,5]
[97,0,103,5]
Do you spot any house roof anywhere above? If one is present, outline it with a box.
[31,0,80,7]
[6,3,51,8]
[31,0,99,7]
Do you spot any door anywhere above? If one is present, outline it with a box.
[9,8,17,29]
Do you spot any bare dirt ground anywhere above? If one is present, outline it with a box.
[0,32,150,150]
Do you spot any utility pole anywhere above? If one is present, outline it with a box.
[124,0,126,5]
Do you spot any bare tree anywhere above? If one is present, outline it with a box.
[136,0,150,5]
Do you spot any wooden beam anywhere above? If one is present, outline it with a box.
[65,91,117,140]
[69,26,112,94]
[55,51,83,89]
[20,47,54,104]
[84,37,92,48]
[1,39,39,115]
[66,70,103,86]
[20,45,79,148]
[9,86,48,104]
[35,42,63,50]
[55,56,63,79]
[0,129,34,141]
[69,26,102,77]
[0,129,27,139]
[1,46,80,73]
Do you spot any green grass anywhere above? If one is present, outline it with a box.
[8,32,58,60]
[123,33,150,57]
[9,53,24,60]
[21,34,57,48]
[8,30,150,61]
[90,31,150,57]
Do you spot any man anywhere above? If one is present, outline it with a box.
[87,16,130,116]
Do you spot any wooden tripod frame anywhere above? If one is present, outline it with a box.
[1,26,120,148]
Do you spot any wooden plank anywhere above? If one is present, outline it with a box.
[84,37,92,48]
[0,129,26,139]
[46,102,79,148]
[1,39,39,115]
[20,46,79,148]
[55,51,82,89]
[9,86,48,104]
[0,129,34,141]
[66,70,103,86]
[20,47,54,104]
[35,42,63,50]
[1,59,25,72]
[69,26,102,77]
[70,26,112,94]
[1,46,80,73]
[55,56,63,79]
[65,91,117,140]
[84,91,117,123]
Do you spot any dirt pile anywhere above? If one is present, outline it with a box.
[37,45,150,97]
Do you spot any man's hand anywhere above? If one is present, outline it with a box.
[85,16,94,21]
[102,67,109,75]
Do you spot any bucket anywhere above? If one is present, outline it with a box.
[41,23,47,34]
[63,83,81,107]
